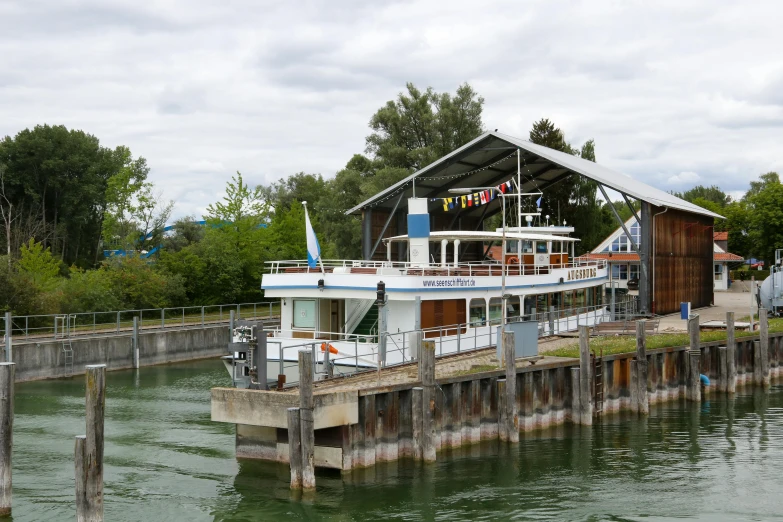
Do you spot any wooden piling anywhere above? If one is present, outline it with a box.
[726,312,737,393]
[502,330,519,443]
[630,360,639,413]
[76,364,105,522]
[759,310,770,388]
[687,315,701,402]
[570,368,581,425]
[635,321,650,413]
[578,326,593,425]
[497,379,507,440]
[412,387,423,460]
[718,346,728,392]
[298,351,315,490]
[0,363,13,516]
[420,340,436,462]
[3,312,11,363]
[287,408,302,489]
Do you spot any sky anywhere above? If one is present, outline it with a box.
[1,0,781,219]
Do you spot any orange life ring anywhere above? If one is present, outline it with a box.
[507,256,520,264]
[320,343,338,355]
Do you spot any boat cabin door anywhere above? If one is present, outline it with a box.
[330,299,344,341]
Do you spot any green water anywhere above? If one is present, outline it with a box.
[9,360,783,521]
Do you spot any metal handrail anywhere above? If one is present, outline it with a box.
[1,301,280,343]
[265,258,607,275]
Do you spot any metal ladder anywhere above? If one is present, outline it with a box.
[56,315,76,374]
[62,340,74,374]
[592,347,605,417]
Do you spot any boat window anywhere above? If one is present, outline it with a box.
[505,240,519,255]
[564,291,573,313]
[536,293,548,313]
[575,288,585,309]
[595,285,603,306]
[522,241,533,254]
[469,299,486,327]
[552,241,561,254]
[293,299,316,329]
[535,242,548,254]
[488,298,502,325]
[505,296,520,320]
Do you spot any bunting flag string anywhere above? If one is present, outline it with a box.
[431,177,537,212]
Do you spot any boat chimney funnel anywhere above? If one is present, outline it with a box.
[407,198,430,267]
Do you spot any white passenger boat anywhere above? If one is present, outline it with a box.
[258,197,609,383]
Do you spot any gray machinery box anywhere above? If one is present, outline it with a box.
[495,321,539,360]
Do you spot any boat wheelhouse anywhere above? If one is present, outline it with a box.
[259,197,608,382]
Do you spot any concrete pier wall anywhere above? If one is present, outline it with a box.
[223,331,783,471]
[11,325,228,382]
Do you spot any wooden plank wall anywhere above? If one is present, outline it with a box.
[651,206,713,315]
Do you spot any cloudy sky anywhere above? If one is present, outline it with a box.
[1,0,781,218]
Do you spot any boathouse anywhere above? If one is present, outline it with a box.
[348,131,721,315]
[584,223,744,293]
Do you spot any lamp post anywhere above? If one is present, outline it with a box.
[450,187,509,332]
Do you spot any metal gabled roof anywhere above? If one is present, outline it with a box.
[346,131,722,219]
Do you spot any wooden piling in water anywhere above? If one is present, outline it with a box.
[420,340,436,462]
[287,408,302,489]
[726,312,737,393]
[0,363,14,516]
[759,310,770,388]
[76,364,105,522]
[411,387,423,460]
[718,346,728,392]
[578,327,593,425]
[502,331,519,443]
[630,360,639,413]
[687,315,701,402]
[298,351,315,490]
[569,368,580,424]
[636,321,650,414]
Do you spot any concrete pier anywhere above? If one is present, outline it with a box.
[212,329,783,472]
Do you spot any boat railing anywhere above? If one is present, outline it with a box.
[272,302,622,388]
[265,258,606,276]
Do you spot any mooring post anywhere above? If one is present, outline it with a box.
[578,326,593,425]
[570,368,581,425]
[548,306,555,335]
[630,360,639,413]
[726,312,736,393]
[298,351,315,490]
[497,378,507,441]
[687,315,701,402]
[287,407,302,489]
[420,340,436,463]
[502,330,519,443]
[685,315,701,402]
[0,363,14,516]
[132,317,140,370]
[717,346,728,392]
[635,321,649,414]
[411,387,423,461]
[3,313,11,363]
[759,309,770,388]
[76,364,105,522]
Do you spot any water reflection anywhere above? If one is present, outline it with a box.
[8,361,783,521]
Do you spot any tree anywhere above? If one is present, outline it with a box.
[0,125,117,266]
[677,185,731,207]
[365,82,484,172]
[206,171,267,224]
[745,173,783,263]
[527,120,611,253]
[17,238,61,291]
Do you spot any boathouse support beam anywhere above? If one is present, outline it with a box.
[370,193,404,260]
[639,202,651,315]
[362,209,372,260]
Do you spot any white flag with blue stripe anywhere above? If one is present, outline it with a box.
[304,204,321,268]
